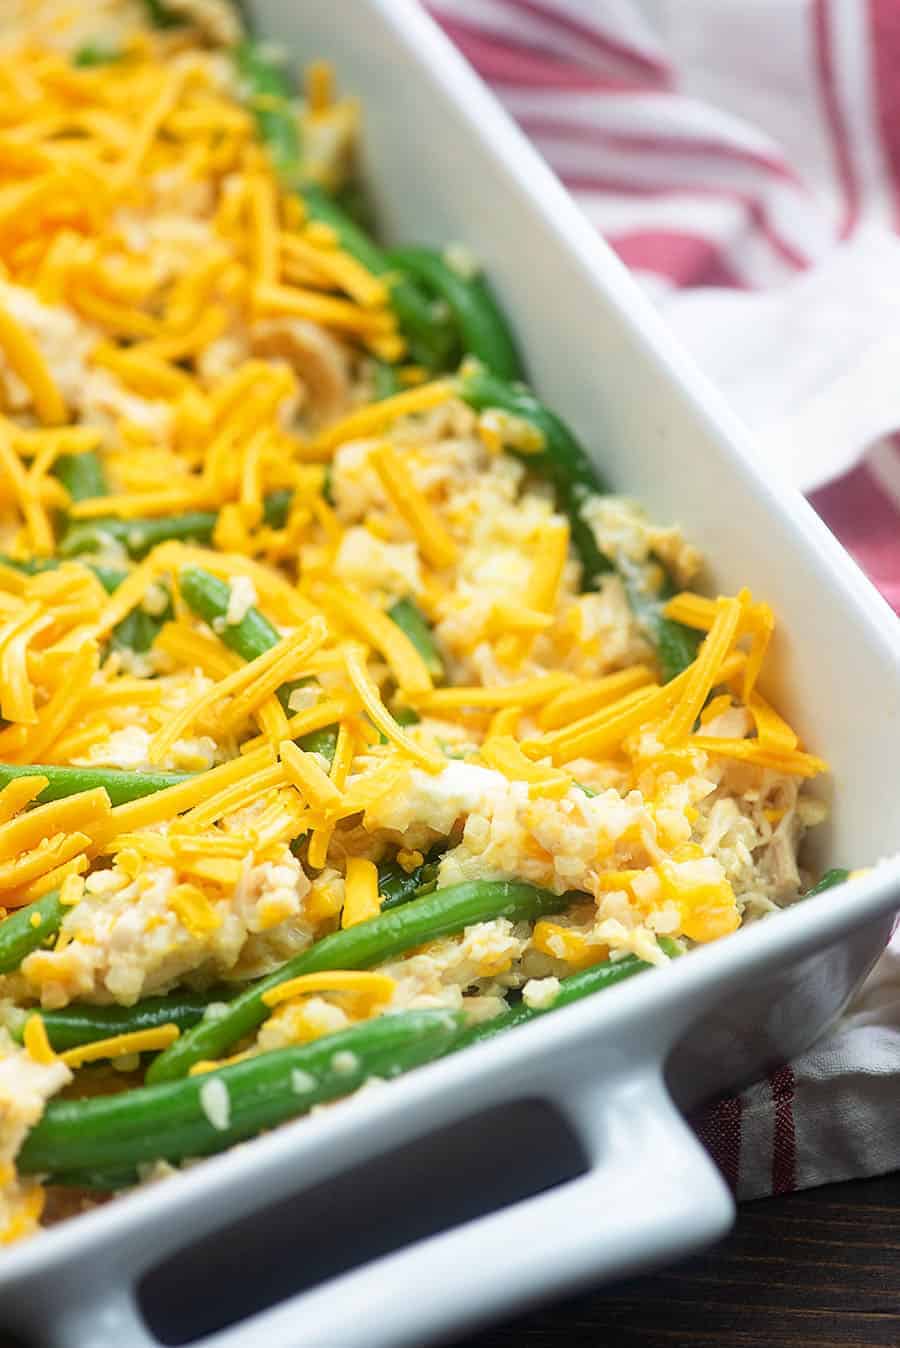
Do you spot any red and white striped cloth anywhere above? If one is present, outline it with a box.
[428,0,900,1201]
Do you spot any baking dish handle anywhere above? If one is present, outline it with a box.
[37,1065,734,1348]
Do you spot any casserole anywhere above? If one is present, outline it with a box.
[2,1,900,1344]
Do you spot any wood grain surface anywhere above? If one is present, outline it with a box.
[0,1171,895,1345]
[455,1170,900,1348]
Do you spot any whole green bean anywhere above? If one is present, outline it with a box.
[8,989,232,1054]
[60,491,293,562]
[178,567,337,760]
[54,452,107,504]
[453,938,681,1051]
[805,868,851,898]
[60,511,217,561]
[21,1010,462,1177]
[388,247,523,381]
[147,880,571,1083]
[0,891,62,975]
[387,597,443,681]
[0,763,189,807]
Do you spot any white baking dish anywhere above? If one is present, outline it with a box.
[3,3,900,1344]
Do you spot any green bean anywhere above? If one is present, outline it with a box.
[0,555,59,578]
[457,364,698,680]
[61,489,293,562]
[0,763,190,807]
[457,364,602,500]
[387,597,443,681]
[8,989,232,1054]
[293,727,338,760]
[178,568,337,760]
[142,0,184,29]
[0,555,126,594]
[334,176,377,234]
[234,39,302,180]
[54,451,107,504]
[233,43,455,367]
[179,567,288,690]
[616,558,700,683]
[92,564,127,594]
[21,1010,462,1177]
[453,938,681,1051]
[321,464,334,506]
[109,605,166,655]
[457,365,610,585]
[392,706,420,727]
[372,360,402,401]
[147,880,571,1083]
[0,891,62,975]
[377,849,441,910]
[73,44,121,67]
[262,487,294,530]
[388,247,523,381]
[47,1165,140,1192]
[805,868,851,898]
[60,511,217,561]
[300,184,457,370]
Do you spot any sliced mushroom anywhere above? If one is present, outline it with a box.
[250,318,352,427]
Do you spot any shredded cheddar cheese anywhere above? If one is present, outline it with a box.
[341,856,381,927]
[60,1024,180,1068]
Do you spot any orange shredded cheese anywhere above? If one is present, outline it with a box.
[261,968,395,1008]
[343,645,443,773]
[23,1015,55,1065]
[61,1024,180,1068]
[341,857,381,928]
[311,379,455,454]
[368,443,458,569]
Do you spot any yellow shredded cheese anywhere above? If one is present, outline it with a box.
[61,1024,181,1069]
[311,379,455,454]
[23,1014,55,1065]
[341,856,381,928]
[261,969,395,1008]
[343,645,443,773]
[368,443,458,569]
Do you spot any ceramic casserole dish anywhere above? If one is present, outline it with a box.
[2,2,900,1344]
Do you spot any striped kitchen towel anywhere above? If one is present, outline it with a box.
[429,0,900,1201]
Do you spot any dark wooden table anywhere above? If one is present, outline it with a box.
[456,1170,900,1347]
[0,1172,896,1345]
